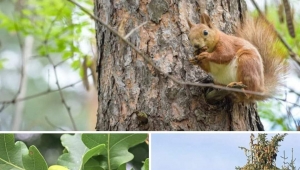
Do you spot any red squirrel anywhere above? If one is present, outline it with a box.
[187,13,287,102]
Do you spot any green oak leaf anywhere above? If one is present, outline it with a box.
[83,157,105,170]
[117,163,126,170]
[57,134,88,170]
[141,158,149,170]
[82,134,147,170]
[82,144,106,165]
[22,146,48,170]
[0,134,28,170]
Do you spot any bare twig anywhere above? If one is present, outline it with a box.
[0,76,88,104]
[54,56,73,67]
[286,86,300,97]
[275,98,300,108]
[124,21,148,39]
[46,55,77,131]
[45,116,67,131]
[283,48,300,67]
[0,104,6,113]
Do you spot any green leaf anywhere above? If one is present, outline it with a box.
[22,146,48,170]
[117,164,126,170]
[57,134,88,170]
[0,134,28,170]
[0,12,15,32]
[141,158,149,170]
[78,144,107,170]
[71,60,81,70]
[82,144,106,165]
[62,51,73,60]
[84,158,105,170]
[82,134,147,170]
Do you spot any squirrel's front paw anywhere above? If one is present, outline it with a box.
[189,57,200,65]
[189,53,208,65]
[227,82,247,89]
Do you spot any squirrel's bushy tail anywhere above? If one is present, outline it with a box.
[236,16,287,99]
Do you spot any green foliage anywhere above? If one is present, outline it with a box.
[0,134,149,170]
[82,134,148,170]
[258,101,289,130]
[0,0,95,71]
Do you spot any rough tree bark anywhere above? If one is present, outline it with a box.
[94,0,264,131]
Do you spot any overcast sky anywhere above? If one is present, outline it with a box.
[151,133,300,170]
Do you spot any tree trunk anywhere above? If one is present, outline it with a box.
[94,0,264,131]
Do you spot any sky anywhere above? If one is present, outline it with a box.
[151,133,300,170]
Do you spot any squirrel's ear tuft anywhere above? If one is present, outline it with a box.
[200,13,213,28]
[187,19,195,28]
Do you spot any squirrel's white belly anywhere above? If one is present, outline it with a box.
[209,57,238,85]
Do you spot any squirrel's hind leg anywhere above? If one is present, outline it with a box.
[236,51,265,98]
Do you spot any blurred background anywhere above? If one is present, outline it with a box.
[16,133,64,165]
[245,0,300,130]
[0,0,299,131]
[0,0,97,130]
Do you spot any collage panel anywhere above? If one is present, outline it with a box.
[151,133,300,170]
[0,133,149,170]
[0,0,298,132]
[0,0,300,170]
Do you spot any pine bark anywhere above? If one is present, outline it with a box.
[94,0,264,131]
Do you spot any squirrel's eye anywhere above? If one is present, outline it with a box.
[203,30,208,36]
